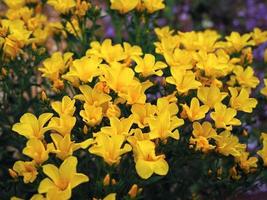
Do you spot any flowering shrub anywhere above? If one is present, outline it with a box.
[1,0,267,199]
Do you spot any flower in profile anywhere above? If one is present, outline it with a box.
[110,0,139,14]
[47,0,76,14]
[89,133,132,165]
[143,0,165,13]
[23,139,50,164]
[38,156,89,199]
[12,113,53,139]
[51,96,76,117]
[226,32,254,52]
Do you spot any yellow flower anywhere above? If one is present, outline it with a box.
[131,103,157,128]
[148,110,184,141]
[103,193,116,200]
[74,85,112,107]
[154,35,180,55]
[64,56,102,83]
[155,26,174,40]
[166,68,202,94]
[235,152,258,173]
[226,32,254,52]
[12,113,53,139]
[197,86,227,108]
[229,87,257,113]
[123,42,143,65]
[214,131,246,157]
[38,156,89,199]
[252,28,267,45]
[133,140,169,179]
[51,96,76,117]
[23,139,50,164]
[101,62,136,93]
[80,104,103,127]
[86,39,126,64]
[47,0,76,14]
[143,0,165,13]
[48,115,76,136]
[190,122,217,153]
[12,161,37,183]
[105,102,121,118]
[119,81,152,104]
[4,0,25,8]
[89,133,132,165]
[133,54,167,77]
[110,0,139,14]
[66,18,81,37]
[101,117,133,138]
[210,103,241,130]
[48,133,94,160]
[164,48,194,70]
[39,52,73,84]
[257,133,267,166]
[233,66,260,88]
[261,79,267,97]
[181,97,209,122]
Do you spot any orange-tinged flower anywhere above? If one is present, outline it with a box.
[12,161,38,183]
[38,156,89,198]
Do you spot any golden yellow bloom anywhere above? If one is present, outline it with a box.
[75,85,112,107]
[123,42,143,65]
[51,96,76,117]
[190,122,217,153]
[75,0,91,17]
[86,39,126,64]
[235,152,258,173]
[23,139,50,164]
[210,103,241,130]
[66,18,81,37]
[103,193,116,200]
[233,66,260,88]
[12,161,37,183]
[229,87,257,113]
[226,32,254,52]
[261,79,267,97]
[39,52,73,83]
[64,56,102,83]
[257,133,267,166]
[12,113,53,139]
[133,54,167,77]
[105,102,121,118]
[101,117,133,138]
[48,133,94,160]
[154,35,180,55]
[251,28,267,45]
[166,68,201,94]
[89,133,132,165]
[4,0,25,9]
[47,0,76,14]
[80,104,103,127]
[181,97,209,122]
[164,48,194,70]
[38,156,89,198]
[148,109,184,140]
[155,26,174,40]
[197,86,227,108]
[143,0,165,13]
[119,81,152,104]
[131,103,157,128]
[48,115,76,136]
[214,131,246,157]
[133,140,169,179]
[6,7,33,22]
[110,0,139,14]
